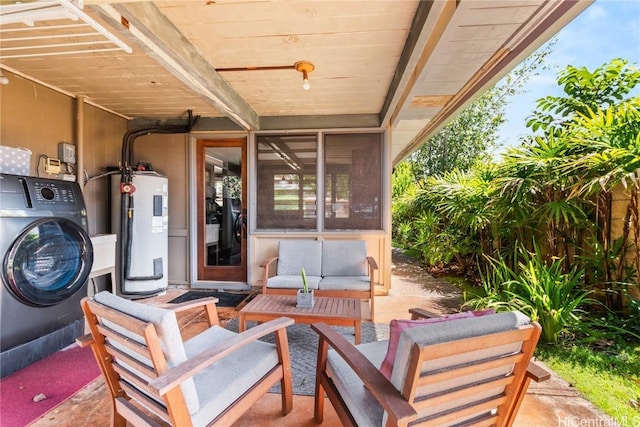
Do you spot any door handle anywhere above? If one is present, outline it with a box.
[241,209,247,240]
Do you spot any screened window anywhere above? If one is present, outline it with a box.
[256,134,317,229]
[324,133,382,230]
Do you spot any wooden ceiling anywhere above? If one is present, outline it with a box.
[0,0,592,165]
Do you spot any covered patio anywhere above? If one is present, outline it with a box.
[27,250,614,426]
[0,0,607,425]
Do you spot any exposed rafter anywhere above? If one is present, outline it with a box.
[92,1,260,130]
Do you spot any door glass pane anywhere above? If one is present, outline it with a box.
[324,133,383,230]
[204,147,242,266]
[256,134,317,230]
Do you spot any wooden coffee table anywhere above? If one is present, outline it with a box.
[238,294,362,344]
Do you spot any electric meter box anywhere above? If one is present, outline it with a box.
[58,142,76,164]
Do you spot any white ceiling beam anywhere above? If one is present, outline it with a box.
[391,0,594,165]
[379,0,457,129]
[93,1,260,130]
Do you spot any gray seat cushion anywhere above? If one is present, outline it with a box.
[326,340,388,427]
[318,275,370,291]
[277,239,322,276]
[267,274,322,289]
[184,326,281,426]
[322,240,368,277]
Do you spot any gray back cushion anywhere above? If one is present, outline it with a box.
[387,311,530,424]
[93,291,200,415]
[277,239,322,276]
[322,240,368,276]
[391,311,530,389]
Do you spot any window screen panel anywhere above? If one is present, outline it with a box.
[324,133,382,230]
[256,134,317,230]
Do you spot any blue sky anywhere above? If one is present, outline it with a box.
[497,0,640,150]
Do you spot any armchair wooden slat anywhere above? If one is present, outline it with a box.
[423,353,523,385]
[415,376,513,410]
[119,381,171,423]
[106,345,158,380]
[115,397,164,427]
[423,397,505,426]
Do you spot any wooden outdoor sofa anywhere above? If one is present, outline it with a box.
[260,239,378,319]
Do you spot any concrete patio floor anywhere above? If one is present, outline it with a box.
[30,249,617,426]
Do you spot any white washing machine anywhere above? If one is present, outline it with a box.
[0,173,93,377]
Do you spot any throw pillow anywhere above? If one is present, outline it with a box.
[379,309,495,379]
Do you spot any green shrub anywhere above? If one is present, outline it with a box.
[466,250,594,343]
[506,256,593,343]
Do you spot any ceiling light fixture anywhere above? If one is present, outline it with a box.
[216,60,315,90]
[0,70,8,85]
[295,61,314,91]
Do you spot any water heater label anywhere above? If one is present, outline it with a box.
[151,216,163,233]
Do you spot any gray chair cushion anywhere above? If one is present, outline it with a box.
[318,275,370,291]
[184,325,280,426]
[93,291,199,415]
[326,340,388,427]
[277,239,322,276]
[322,240,368,277]
[267,274,322,289]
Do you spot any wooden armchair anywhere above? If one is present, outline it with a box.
[312,308,550,427]
[79,291,294,426]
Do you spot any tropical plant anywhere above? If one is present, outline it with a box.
[527,58,640,135]
[504,255,592,344]
[466,247,594,344]
[564,98,640,308]
[493,133,592,266]
[301,267,310,294]
[394,58,640,314]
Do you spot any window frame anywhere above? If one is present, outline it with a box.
[253,129,385,233]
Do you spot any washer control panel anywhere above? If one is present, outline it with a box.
[32,180,76,205]
[0,173,87,217]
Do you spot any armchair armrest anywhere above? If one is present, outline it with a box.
[311,322,417,424]
[149,316,294,396]
[260,256,279,293]
[527,361,551,382]
[259,256,279,269]
[160,297,218,313]
[76,333,94,347]
[408,307,441,320]
[159,296,219,327]
[365,256,378,271]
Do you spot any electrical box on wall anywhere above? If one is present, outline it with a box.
[44,158,61,174]
[58,142,76,164]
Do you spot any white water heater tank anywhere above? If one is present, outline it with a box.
[111,172,168,297]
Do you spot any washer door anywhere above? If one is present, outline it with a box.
[3,218,93,306]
